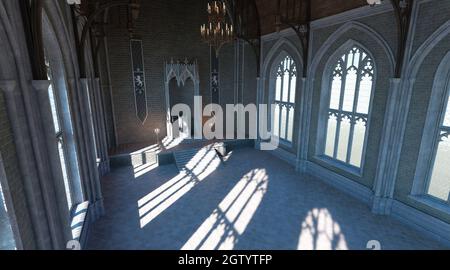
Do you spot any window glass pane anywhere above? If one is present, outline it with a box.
[330,75,342,110]
[48,84,61,133]
[443,95,450,127]
[290,75,297,103]
[353,50,361,69]
[280,106,287,139]
[58,140,72,210]
[46,61,61,134]
[325,114,337,157]
[282,70,290,102]
[347,51,354,69]
[287,107,294,142]
[272,55,296,144]
[350,119,366,167]
[357,74,373,114]
[342,68,357,112]
[275,75,282,101]
[337,117,351,162]
[323,47,373,169]
[273,104,280,137]
[428,135,450,201]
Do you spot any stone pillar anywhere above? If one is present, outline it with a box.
[296,77,309,173]
[79,78,104,219]
[1,79,72,249]
[1,80,50,249]
[32,80,72,244]
[67,78,91,202]
[372,78,415,214]
[93,78,110,176]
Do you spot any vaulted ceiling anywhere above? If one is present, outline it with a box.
[255,0,368,35]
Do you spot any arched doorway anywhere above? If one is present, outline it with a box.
[164,60,200,139]
[169,77,195,137]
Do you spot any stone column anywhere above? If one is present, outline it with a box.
[32,80,72,244]
[79,78,104,220]
[1,79,71,249]
[67,78,91,202]
[296,77,309,173]
[93,78,110,176]
[372,78,415,214]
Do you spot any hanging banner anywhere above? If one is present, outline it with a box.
[130,39,148,124]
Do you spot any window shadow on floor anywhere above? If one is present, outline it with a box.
[87,148,446,250]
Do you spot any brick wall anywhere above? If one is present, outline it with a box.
[106,0,259,146]
[107,0,213,145]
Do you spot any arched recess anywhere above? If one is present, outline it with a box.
[262,37,303,80]
[261,37,303,151]
[42,9,84,212]
[406,19,450,80]
[392,20,450,213]
[307,21,396,188]
[411,50,450,200]
[42,1,105,223]
[315,40,377,173]
[164,60,200,139]
[309,21,395,78]
[395,20,450,201]
[169,78,195,137]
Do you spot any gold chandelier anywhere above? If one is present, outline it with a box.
[200,0,234,56]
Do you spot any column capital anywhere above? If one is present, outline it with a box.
[32,80,51,92]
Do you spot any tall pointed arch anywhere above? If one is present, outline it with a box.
[316,41,376,172]
[269,51,299,144]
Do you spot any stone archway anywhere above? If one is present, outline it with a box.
[164,59,200,138]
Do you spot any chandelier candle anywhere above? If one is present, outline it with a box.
[201,0,234,56]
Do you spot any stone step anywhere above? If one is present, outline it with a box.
[173,143,224,172]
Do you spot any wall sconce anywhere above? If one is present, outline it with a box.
[154,128,161,145]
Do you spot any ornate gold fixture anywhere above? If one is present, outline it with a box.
[200,0,234,56]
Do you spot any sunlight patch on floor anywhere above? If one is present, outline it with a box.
[182,169,268,250]
[134,163,159,178]
[297,208,348,250]
[138,146,221,228]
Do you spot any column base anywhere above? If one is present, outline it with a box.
[372,196,393,215]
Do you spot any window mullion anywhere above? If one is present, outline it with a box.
[279,63,285,102]
[279,66,285,138]
[278,103,283,139]
[333,55,348,159]
[346,53,363,163]
[286,63,294,141]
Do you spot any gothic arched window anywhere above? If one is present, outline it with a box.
[45,57,74,210]
[322,46,375,169]
[272,55,297,143]
[412,52,450,204]
[427,95,450,201]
